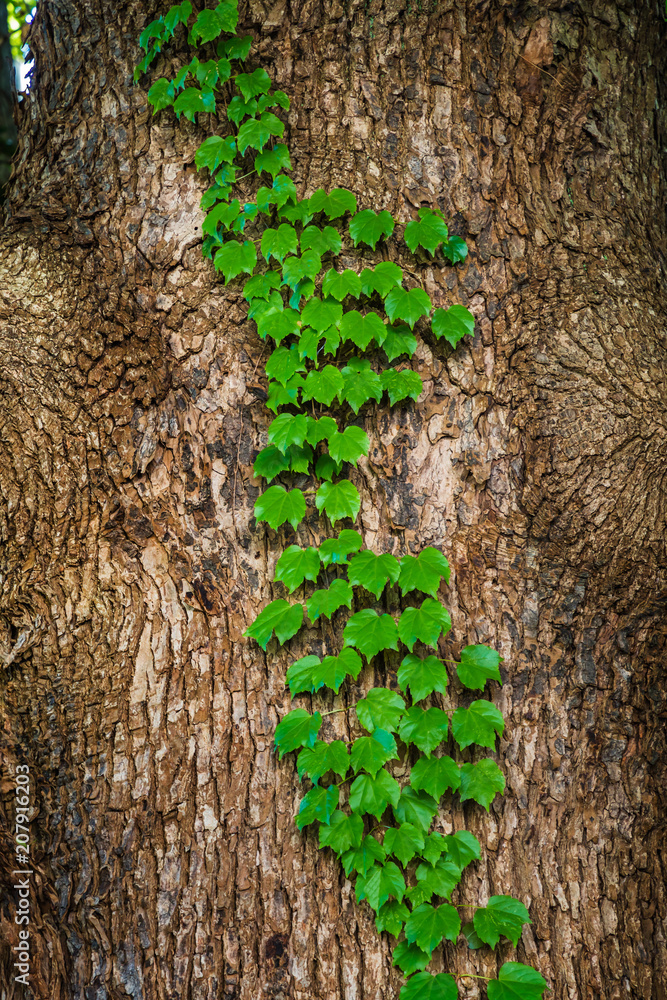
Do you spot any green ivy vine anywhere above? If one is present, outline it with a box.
[136,5,548,999]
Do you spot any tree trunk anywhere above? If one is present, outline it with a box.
[0,0,17,194]
[0,1,665,998]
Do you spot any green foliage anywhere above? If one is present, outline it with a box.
[457,644,503,689]
[274,545,320,592]
[360,261,403,297]
[344,613,400,662]
[398,599,452,650]
[385,286,432,328]
[349,209,395,249]
[306,579,354,620]
[244,598,304,649]
[404,208,449,255]
[410,755,461,800]
[488,963,548,1000]
[397,654,448,702]
[316,480,361,525]
[309,188,358,219]
[340,358,384,413]
[400,973,458,1000]
[451,700,505,750]
[348,550,400,599]
[322,268,362,300]
[274,708,321,758]
[381,368,422,405]
[405,903,460,954]
[297,739,349,782]
[356,861,405,911]
[459,759,506,810]
[398,548,450,597]
[254,485,305,530]
[474,896,531,949]
[432,304,475,347]
[318,530,363,566]
[351,729,399,777]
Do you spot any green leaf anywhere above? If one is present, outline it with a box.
[349,209,395,249]
[459,759,505,810]
[473,896,531,949]
[261,224,298,264]
[398,707,449,757]
[227,94,257,123]
[404,207,449,255]
[442,831,481,871]
[301,296,343,333]
[253,445,290,481]
[296,739,349,783]
[398,654,448,702]
[457,645,502,689]
[399,973,458,1000]
[243,271,280,300]
[349,770,401,820]
[286,443,313,474]
[340,358,383,414]
[341,835,386,877]
[393,942,432,975]
[286,655,323,696]
[314,648,363,692]
[214,240,257,283]
[375,899,410,937]
[398,599,452,651]
[274,707,322,758]
[245,599,304,650]
[340,310,387,350]
[266,376,304,413]
[351,729,399,778]
[414,856,462,900]
[323,326,341,355]
[442,236,468,264]
[451,700,505,750]
[319,530,363,566]
[254,485,306,531]
[190,7,230,42]
[322,268,362,301]
[384,823,425,867]
[305,415,338,445]
[203,199,240,237]
[421,832,447,866]
[214,1,239,33]
[300,225,342,256]
[258,307,301,344]
[254,142,291,179]
[295,783,339,829]
[280,199,314,226]
[384,286,432,329]
[174,86,216,121]
[221,33,253,60]
[297,326,321,361]
[347,550,400,600]
[410,756,461,800]
[432,305,475,348]
[235,67,272,102]
[274,545,320,593]
[139,17,165,51]
[316,480,361,525]
[272,173,297,208]
[381,368,423,406]
[360,261,403,298]
[405,902,460,955]
[319,810,364,854]
[307,579,354,621]
[237,112,285,154]
[147,78,174,112]
[315,455,341,481]
[268,413,309,451]
[383,324,418,362]
[355,687,405,732]
[462,921,485,949]
[282,250,322,290]
[327,426,370,466]
[257,90,290,112]
[265,345,305,386]
[356,861,405,912]
[344,612,400,663]
[309,187,358,219]
[487,963,548,1000]
[398,548,451,598]
[393,787,438,832]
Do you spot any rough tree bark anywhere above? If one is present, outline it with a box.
[0,1,665,998]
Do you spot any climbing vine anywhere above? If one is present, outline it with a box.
[136,4,548,998]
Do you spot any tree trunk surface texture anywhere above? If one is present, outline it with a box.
[0,1,665,999]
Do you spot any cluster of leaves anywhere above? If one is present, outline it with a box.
[135,6,548,999]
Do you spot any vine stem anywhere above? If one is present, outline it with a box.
[321,707,350,716]
[454,974,492,981]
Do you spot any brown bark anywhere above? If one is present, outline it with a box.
[0,1,665,999]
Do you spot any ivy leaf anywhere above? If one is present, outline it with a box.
[295,783,339,829]
[309,188,358,219]
[327,426,370,466]
[237,112,285,154]
[138,17,165,51]
[404,207,449,255]
[398,707,449,757]
[213,1,238,33]
[254,142,292,179]
[148,78,174,112]
[227,95,257,123]
[315,455,341,481]
[398,654,448,702]
[287,442,313,474]
[244,271,280,300]
[381,368,423,405]
[301,296,343,332]
[280,199,314,226]
[384,286,432,329]
[398,600,452,651]
[300,225,342,256]
[414,857,462,901]
[405,903,460,955]
[235,67,272,101]
[266,375,304,412]
[253,445,290,481]
[351,729,399,778]
[282,250,322,290]
[254,485,306,531]
[297,326,321,361]
[349,770,401,820]
[410,756,461,800]
[340,310,387,350]
[257,307,301,344]
[340,358,383,414]
[341,835,386,877]
[376,900,410,938]
[457,645,502,690]
[442,236,468,264]
[244,599,304,650]
[313,648,363,693]
[349,208,395,249]
[203,199,240,237]
[265,345,305,386]
[393,942,431,976]
[301,366,344,406]
[360,261,403,297]
[267,413,308,451]
[459,759,505,811]
[319,530,363,566]
[221,33,253,60]
[315,480,361,525]
[462,922,485,950]
[451,700,504,750]
[473,895,531,949]
[305,415,338,446]
[258,90,290,112]
[344,612,400,663]
[383,324,417,362]
[487,963,548,1000]
[384,823,425,867]
[274,708,322,758]
[323,326,341,355]
[398,548,451,598]
[421,832,447,866]
[307,579,354,621]
[274,545,320,593]
[261,224,298,264]
[214,239,257,283]
[296,739,349,783]
[399,973,458,1000]
[393,787,438,832]
[286,655,324,696]
[442,831,481,871]
[432,305,475,348]
[355,687,405,732]
[347,550,400,599]
[322,268,362,301]
[272,173,297,208]
[190,8,229,43]
[356,861,405,912]
[173,86,216,121]
[319,810,364,854]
